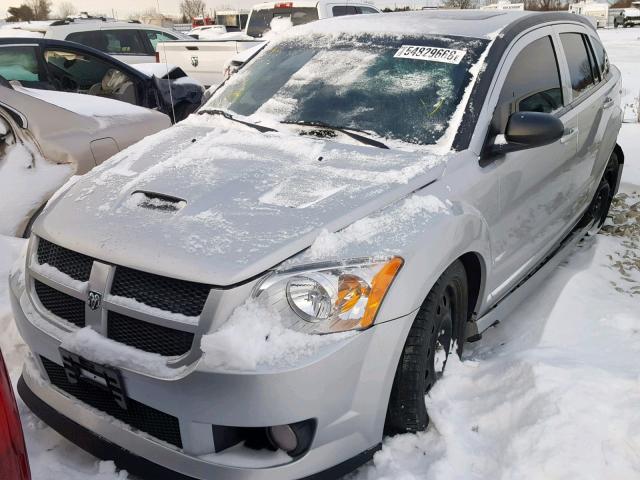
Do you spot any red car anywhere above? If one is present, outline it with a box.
[0,349,30,480]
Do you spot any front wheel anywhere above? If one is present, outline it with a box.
[384,260,468,435]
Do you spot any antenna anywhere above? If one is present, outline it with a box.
[161,41,177,123]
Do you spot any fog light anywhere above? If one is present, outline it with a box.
[266,420,315,457]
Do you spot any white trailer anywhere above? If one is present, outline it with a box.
[569,1,609,29]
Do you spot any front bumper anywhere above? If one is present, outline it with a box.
[11,276,416,479]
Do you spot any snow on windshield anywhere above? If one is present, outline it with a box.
[207,33,490,147]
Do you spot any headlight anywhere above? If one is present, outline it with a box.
[253,257,403,334]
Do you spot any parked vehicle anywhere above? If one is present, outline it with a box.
[0,19,191,64]
[0,38,204,122]
[0,81,170,237]
[0,348,30,480]
[12,11,622,480]
[156,0,381,87]
[613,8,640,27]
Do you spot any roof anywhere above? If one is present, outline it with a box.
[295,10,594,40]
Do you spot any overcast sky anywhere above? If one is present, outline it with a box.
[0,0,425,18]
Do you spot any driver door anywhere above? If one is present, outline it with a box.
[483,30,579,304]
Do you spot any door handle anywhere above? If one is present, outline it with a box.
[560,128,578,144]
[603,97,614,109]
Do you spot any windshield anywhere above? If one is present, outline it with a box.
[246,7,319,37]
[205,34,489,146]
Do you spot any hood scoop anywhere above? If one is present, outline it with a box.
[129,191,186,213]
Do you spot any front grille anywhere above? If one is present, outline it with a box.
[34,280,85,327]
[107,311,194,357]
[37,238,93,282]
[111,266,210,317]
[41,357,183,448]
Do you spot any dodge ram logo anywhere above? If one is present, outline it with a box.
[87,291,102,311]
[191,56,199,67]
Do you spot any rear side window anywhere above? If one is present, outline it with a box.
[0,46,42,83]
[68,30,148,55]
[560,33,596,99]
[333,6,378,15]
[495,36,563,132]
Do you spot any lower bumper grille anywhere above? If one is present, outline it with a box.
[107,311,194,357]
[41,357,183,448]
[34,280,85,328]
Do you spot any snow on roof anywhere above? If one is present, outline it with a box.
[290,10,536,40]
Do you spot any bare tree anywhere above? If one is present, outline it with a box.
[56,1,76,19]
[180,0,207,20]
[444,0,473,8]
[27,0,52,20]
[524,0,563,11]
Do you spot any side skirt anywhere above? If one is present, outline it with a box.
[469,224,590,339]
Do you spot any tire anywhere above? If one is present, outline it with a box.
[578,151,618,235]
[384,260,468,435]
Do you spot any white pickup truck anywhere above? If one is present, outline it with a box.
[156,0,381,87]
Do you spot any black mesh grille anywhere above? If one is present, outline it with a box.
[37,238,93,282]
[34,280,85,327]
[107,311,194,357]
[41,357,183,448]
[111,267,210,317]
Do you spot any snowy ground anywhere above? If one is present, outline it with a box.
[0,26,639,480]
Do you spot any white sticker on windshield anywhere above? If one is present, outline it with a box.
[394,46,467,64]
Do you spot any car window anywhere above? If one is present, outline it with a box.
[560,33,596,100]
[66,30,109,51]
[0,46,42,84]
[589,36,610,78]
[144,30,178,50]
[246,7,319,37]
[495,36,563,132]
[43,49,137,104]
[103,30,148,55]
[356,6,378,13]
[333,6,357,15]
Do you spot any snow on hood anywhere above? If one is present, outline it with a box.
[36,115,448,286]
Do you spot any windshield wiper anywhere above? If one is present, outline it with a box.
[199,108,277,134]
[281,120,389,149]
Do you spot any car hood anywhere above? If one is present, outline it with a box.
[36,116,447,286]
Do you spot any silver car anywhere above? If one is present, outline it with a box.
[10,11,623,480]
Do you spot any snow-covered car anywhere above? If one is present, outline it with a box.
[0,18,191,64]
[11,10,623,480]
[0,81,170,237]
[0,38,204,123]
[156,0,381,87]
[0,347,30,480]
[613,8,640,28]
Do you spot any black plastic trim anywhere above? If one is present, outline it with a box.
[18,375,381,480]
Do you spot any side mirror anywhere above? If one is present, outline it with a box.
[485,111,564,157]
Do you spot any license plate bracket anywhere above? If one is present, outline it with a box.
[59,348,128,410]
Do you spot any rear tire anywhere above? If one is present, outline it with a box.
[384,260,468,435]
[579,151,618,235]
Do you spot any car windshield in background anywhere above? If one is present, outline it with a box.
[206,34,489,146]
[246,8,319,37]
